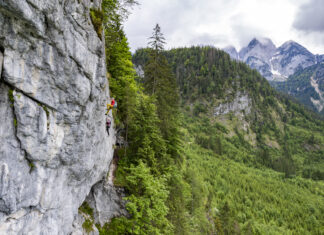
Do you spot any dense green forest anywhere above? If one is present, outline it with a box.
[82,1,324,234]
[271,63,324,116]
[133,47,324,181]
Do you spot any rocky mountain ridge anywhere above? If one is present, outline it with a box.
[224,37,324,81]
[272,62,324,115]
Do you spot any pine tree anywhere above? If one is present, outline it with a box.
[144,24,166,95]
[144,24,181,159]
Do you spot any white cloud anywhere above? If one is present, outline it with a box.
[291,0,324,54]
[293,0,324,32]
[124,0,324,54]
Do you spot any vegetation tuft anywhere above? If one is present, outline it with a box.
[79,202,94,219]
[8,88,14,106]
[90,8,103,39]
[82,219,94,234]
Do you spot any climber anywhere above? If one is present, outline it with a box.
[106,118,111,135]
[106,98,116,115]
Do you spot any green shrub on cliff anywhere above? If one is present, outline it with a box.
[90,8,103,39]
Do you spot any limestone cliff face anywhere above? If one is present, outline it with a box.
[214,92,251,116]
[0,0,116,234]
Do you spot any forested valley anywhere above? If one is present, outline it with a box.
[85,1,324,234]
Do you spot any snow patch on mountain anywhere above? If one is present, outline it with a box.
[269,57,287,81]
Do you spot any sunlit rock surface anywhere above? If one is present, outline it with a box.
[0,0,116,234]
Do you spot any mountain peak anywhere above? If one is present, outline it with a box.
[223,46,239,60]
[255,37,273,45]
[248,37,275,48]
[239,37,276,65]
[281,40,300,47]
[279,40,312,52]
[223,45,236,51]
[285,40,296,44]
[278,40,313,56]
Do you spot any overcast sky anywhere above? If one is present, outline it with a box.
[124,0,324,54]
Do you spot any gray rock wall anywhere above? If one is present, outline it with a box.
[85,157,128,227]
[214,92,251,116]
[0,0,115,234]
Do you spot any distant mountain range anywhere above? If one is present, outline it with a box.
[271,63,324,115]
[224,38,324,81]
